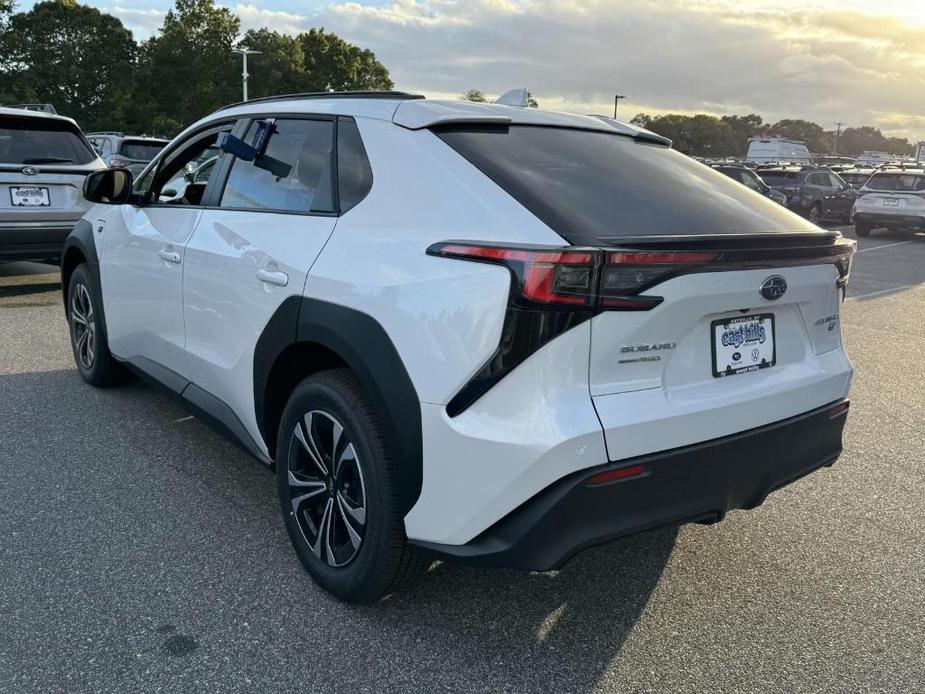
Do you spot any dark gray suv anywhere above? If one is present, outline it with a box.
[757,165,857,224]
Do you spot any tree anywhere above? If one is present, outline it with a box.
[0,0,136,130]
[238,28,393,99]
[461,89,488,103]
[631,113,737,156]
[134,0,240,135]
[721,114,764,155]
[297,28,392,92]
[838,126,913,157]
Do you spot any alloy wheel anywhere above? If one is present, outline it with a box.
[70,283,96,370]
[287,410,367,567]
[809,206,820,224]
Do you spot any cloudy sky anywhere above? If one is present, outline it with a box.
[19,0,925,140]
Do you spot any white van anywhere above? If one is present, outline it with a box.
[746,137,811,164]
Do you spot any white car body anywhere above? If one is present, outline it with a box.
[853,169,925,234]
[62,93,855,589]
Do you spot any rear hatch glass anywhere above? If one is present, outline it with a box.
[0,115,96,165]
[119,140,167,161]
[758,171,800,186]
[864,173,925,192]
[435,125,816,245]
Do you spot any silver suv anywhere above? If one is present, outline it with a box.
[853,168,925,237]
[86,132,168,177]
[1,107,105,262]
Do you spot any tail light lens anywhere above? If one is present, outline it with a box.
[428,243,597,307]
[427,243,716,310]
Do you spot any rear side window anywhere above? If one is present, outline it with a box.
[221,118,334,214]
[864,173,925,192]
[759,171,799,185]
[436,125,813,244]
[119,140,166,161]
[337,118,373,213]
[0,116,96,165]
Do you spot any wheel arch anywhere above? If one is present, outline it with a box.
[60,220,105,332]
[255,297,423,515]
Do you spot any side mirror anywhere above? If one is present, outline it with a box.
[84,168,133,205]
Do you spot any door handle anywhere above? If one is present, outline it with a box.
[158,248,182,264]
[256,268,289,287]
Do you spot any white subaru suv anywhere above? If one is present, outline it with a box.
[853,167,925,236]
[62,92,855,602]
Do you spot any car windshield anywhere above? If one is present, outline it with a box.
[0,116,96,165]
[864,173,925,192]
[119,140,166,161]
[758,171,800,185]
[435,125,815,244]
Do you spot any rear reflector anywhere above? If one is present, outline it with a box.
[586,464,645,486]
[828,401,850,418]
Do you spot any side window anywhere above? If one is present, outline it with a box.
[140,125,232,205]
[337,117,373,212]
[739,171,762,192]
[220,118,334,214]
[828,173,845,188]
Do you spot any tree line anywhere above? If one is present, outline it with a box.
[630,113,916,159]
[0,0,393,136]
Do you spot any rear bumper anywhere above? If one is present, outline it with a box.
[854,212,925,230]
[411,400,849,570]
[0,222,76,261]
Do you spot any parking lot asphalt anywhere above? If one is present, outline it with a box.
[1,227,923,694]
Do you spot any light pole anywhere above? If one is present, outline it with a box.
[832,121,843,155]
[613,94,626,119]
[232,47,261,102]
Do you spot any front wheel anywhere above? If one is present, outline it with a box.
[67,264,130,387]
[808,203,822,225]
[276,369,428,602]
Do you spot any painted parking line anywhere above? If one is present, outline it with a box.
[855,240,916,254]
[847,283,924,300]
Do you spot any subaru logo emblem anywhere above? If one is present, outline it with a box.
[760,275,787,301]
[21,166,39,176]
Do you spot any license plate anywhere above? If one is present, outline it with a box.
[10,186,50,207]
[883,198,900,207]
[712,314,776,378]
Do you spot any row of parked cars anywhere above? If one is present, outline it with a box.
[711,160,925,236]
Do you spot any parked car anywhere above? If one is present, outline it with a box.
[712,164,787,205]
[0,106,105,262]
[3,103,57,115]
[746,137,811,164]
[839,168,875,191]
[853,168,925,237]
[62,92,855,602]
[757,165,857,223]
[86,132,168,176]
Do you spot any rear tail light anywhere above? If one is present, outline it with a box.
[427,243,716,311]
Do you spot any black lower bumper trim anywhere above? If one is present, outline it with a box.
[411,401,849,570]
[855,213,925,231]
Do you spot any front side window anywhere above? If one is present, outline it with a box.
[0,116,97,165]
[220,118,335,214]
[136,124,232,205]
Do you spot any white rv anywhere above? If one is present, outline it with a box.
[745,137,811,164]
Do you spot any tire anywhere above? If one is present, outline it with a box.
[276,369,428,602]
[855,221,872,238]
[808,203,822,225]
[67,263,130,387]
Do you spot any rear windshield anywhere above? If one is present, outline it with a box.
[758,171,800,184]
[435,125,814,243]
[119,140,166,161]
[0,116,96,165]
[864,173,925,192]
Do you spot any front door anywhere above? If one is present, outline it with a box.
[99,122,234,384]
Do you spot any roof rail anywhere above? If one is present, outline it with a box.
[216,90,426,112]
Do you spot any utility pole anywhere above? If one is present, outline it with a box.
[832,121,843,155]
[232,47,261,102]
[613,94,626,120]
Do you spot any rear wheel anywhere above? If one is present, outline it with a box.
[276,369,428,602]
[67,263,130,387]
[855,220,872,237]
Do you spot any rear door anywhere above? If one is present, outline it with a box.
[182,115,340,447]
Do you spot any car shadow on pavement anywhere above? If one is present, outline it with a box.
[367,526,678,692]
